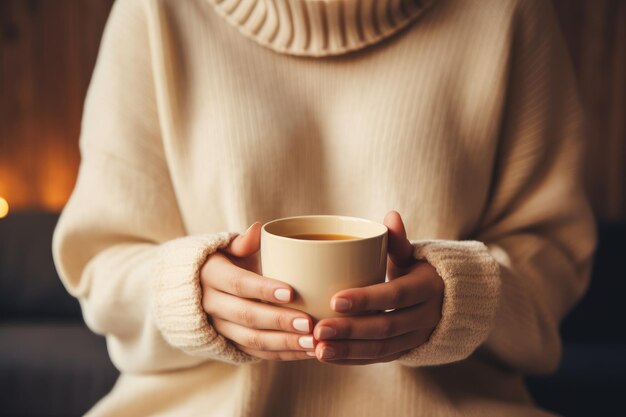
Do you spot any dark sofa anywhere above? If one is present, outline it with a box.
[0,212,624,416]
[0,212,118,417]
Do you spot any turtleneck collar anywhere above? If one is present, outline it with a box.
[207,0,437,57]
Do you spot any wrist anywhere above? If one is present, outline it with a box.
[395,239,501,367]
[151,232,261,364]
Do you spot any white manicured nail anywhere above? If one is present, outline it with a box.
[292,318,310,332]
[274,289,291,302]
[298,336,314,349]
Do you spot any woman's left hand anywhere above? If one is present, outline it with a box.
[311,210,444,365]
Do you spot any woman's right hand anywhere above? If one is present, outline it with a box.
[200,222,317,361]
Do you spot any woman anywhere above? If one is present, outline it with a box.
[52,0,596,415]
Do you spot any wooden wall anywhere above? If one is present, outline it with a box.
[0,0,625,220]
[0,0,115,211]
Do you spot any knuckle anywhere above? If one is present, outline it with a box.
[246,331,265,350]
[228,274,244,297]
[284,333,298,350]
[261,279,275,301]
[237,306,256,328]
[273,312,288,331]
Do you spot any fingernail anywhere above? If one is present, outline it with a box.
[317,326,336,340]
[321,346,335,359]
[243,222,257,237]
[306,351,316,357]
[298,336,314,349]
[292,318,310,333]
[274,288,291,302]
[332,298,351,312]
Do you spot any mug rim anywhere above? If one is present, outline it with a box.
[261,214,388,244]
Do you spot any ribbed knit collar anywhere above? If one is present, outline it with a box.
[207,0,437,57]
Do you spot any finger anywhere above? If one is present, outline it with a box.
[383,211,417,269]
[225,250,260,275]
[202,251,294,303]
[234,344,316,361]
[315,351,404,366]
[203,287,313,334]
[313,329,427,360]
[212,317,316,352]
[222,222,262,258]
[387,256,428,281]
[314,304,438,341]
[330,263,438,313]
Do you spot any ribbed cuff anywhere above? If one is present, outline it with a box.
[395,239,501,367]
[152,232,262,365]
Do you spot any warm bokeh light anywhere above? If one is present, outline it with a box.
[0,137,79,212]
[0,197,9,218]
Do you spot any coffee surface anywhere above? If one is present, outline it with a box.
[287,233,360,240]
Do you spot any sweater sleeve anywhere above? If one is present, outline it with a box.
[395,0,597,374]
[51,0,261,373]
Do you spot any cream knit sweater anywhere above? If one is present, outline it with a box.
[52,0,597,416]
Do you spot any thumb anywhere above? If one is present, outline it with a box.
[383,210,416,269]
[224,221,262,258]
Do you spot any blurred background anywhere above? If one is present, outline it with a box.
[0,1,624,416]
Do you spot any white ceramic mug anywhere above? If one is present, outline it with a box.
[260,215,388,321]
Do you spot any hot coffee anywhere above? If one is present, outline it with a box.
[288,233,360,240]
[261,215,388,319]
